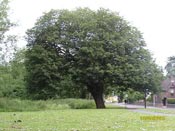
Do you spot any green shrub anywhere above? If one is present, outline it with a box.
[68,99,95,109]
[125,90,144,103]
[0,98,45,111]
[0,98,70,112]
[167,98,175,104]
[49,99,96,109]
[147,96,152,102]
[0,98,95,112]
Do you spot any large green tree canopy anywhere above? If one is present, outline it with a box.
[25,8,163,108]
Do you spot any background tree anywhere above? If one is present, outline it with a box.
[0,49,26,98]
[0,0,24,98]
[0,0,17,65]
[165,56,175,77]
[26,8,163,108]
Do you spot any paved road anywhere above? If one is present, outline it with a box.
[112,102,175,109]
[130,109,175,116]
[109,103,175,116]
[111,103,161,109]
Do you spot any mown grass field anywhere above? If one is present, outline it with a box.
[1,108,175,131]
[1,98,175,131]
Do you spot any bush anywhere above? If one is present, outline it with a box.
[50,99,95,109]
[0,98,95,112]
[167,98,175,104]
[126,90,144,103]
[68,99,95,109]
[0,98,70,112]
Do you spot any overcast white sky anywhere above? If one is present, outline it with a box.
[9,0,175,68]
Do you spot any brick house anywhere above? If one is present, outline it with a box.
[161,76,175,99]
[152,76,175,106]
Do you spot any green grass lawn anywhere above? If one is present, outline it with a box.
[1,109,175,131]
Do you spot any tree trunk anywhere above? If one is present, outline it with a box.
[93,93,105,109]
[90,90,105,109]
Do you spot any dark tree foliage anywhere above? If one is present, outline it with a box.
[0,49,26,98]
[25,8,163,108]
